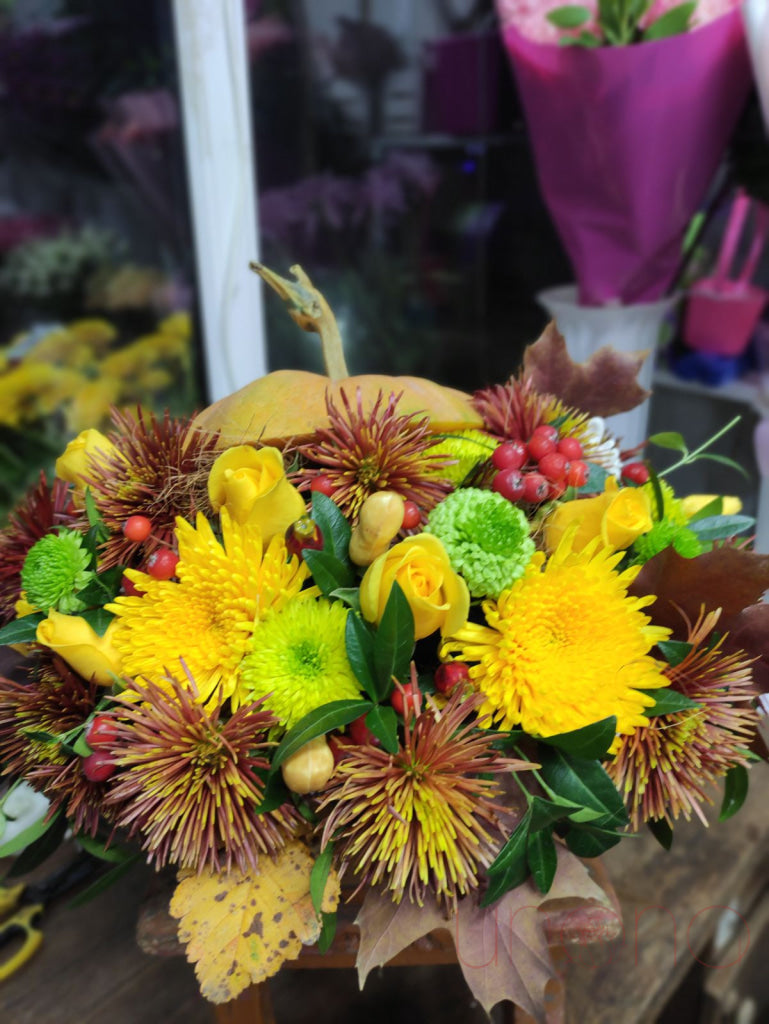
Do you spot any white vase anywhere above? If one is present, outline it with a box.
[536,285,679,451]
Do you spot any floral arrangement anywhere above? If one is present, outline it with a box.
[0,265,768,1017]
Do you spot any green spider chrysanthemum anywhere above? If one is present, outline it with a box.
[239,599,363,728]
[21,530,94,613]
[426,430,498,486]
[426,488,535,598]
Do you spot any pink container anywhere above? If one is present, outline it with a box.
[683,190,769,356]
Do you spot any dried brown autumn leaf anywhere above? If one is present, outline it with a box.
[169,840,340,1004]
[522,322,649,417]
[355,847,616,1020]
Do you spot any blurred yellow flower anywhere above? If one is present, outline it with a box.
[680,494,742,518]
[55,428,120,487]
[65,378,122,434]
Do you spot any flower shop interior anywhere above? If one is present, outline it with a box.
[1,2,769,1024]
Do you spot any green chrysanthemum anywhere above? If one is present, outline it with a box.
[426,488,535,598]
[641,479,687,526]
[631,521,703,564]
[21,530,94,613]
[427,430,498,486]
[239,599,362,728]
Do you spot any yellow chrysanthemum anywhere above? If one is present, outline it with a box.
[441,534,671,744]
[107,509,313,705]
[239,599,362,726]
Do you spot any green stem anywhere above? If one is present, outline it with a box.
[658,415,741,478]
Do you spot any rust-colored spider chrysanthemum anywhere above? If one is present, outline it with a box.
[105,669,302,873]
[79,407,221,569]
[608,609,758,830]
[0,473,76,624]
[0,652,105,836]
[318,687,528,908]
[294,388,454,522]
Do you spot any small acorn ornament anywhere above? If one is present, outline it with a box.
[348,491,405,566]
[280,735,335,794]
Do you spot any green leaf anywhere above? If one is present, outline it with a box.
[559,29,602,46]
[647,466,665,522]
[528,796,581,833]
[271,700,373,771]
[0,613,44,646]
[643,687,700,716]
[647,818,673,851]
[311,492,351,562]
[67,855,141,907]
[483,812,531,907]
[649,431,688,452]
[373,582,414,696]
[3,812,66,871]
[582,461,610,494]
[364,705,399,754]
[538,749,629,829]
[345,613,380,701]
[20,728,60,745]
[657,640,692,667]
[564,822,624,858]
[527,830,558,894]
[537,717,617,760]
[719,764,749,822]
[84,488,103,529]
[310,843,334,915]
[688,515,754,543]
[72,732,93,758]
[302,548,355,597]
[254,769,292,813]
[79,607,115,637]
[329,588,360,613]
[696,453,749,478]
[317,911,337,954]
[74,834,136,864]
[643,1,695,40]
[546,5,591,28]
[76,566,124,607]
[687,497,723,522]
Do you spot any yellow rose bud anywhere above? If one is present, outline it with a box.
[679,494,742,518]
[55,429,119,488]
[207,445,306,543]
[544,478,652,554]
[36,611,123,685]
[359,534,470,640]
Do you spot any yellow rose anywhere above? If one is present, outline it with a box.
[207,445,306,542]
[679,494,742,518]
[544,478,653,554]
[55,429,119,487]
[36,611,123,685]
[359,535,470,640]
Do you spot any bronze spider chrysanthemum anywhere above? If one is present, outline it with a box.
[608,609,758,830]
[78,407,221,569]
[105,670,302,873]
[294,388,454,523]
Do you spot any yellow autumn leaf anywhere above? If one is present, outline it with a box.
[169,840,340,1004]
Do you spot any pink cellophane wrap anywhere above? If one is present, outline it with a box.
[497,7,752,305]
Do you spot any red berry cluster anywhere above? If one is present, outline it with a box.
[621,461,650,485]
[490,425,589,505]
[121,515,179,583]
[81,714,119,782]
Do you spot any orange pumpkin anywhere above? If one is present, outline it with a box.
[193,264,482,447]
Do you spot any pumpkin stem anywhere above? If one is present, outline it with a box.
[250,262,349,380]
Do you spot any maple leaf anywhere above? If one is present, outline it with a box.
[522,322,648,417]
[355,847,614,1021]
[169,840,340,1004]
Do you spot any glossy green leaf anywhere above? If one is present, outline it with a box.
[310,843,335,915]
[318,911,337,954]
[657,640,692,667]
[719,764,749,822]
[3,813,67,874]
[643,688,700,717]
[688,515,754,543]
[538,749,629,829]
[643,1,696,40]
[271,700,373,771]
[311,491,351,562]
[75,834,136,864]
[528,795,582,832]
[687,497,723,522]
[564,822,624,858]
[84,488,103,529]
[80,607,115,637]
[482,811,532,907]
[302,548,355,597]
[373,582,414,694]
[546,4,591,27]
[72,732,93,758]
[345,613,380,700]
[67,855,141,907]
[647,818,673,851]
[0,613,44,646]
[649,431,688,452]
[329,588,360,613]
[696,452,749,478]
[647,465,665,522]
[527,830,558,894]
[254,770,292,813]
[365,705,399,754]
[537,717,617,760]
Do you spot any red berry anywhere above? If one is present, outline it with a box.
[82,750,116,782]
[86,714,119,749]
[557,436,583,460]
[566,460,589,488]
[621,462,650,485]
[401,500,421,530]
[390,683,420,717]
[329,734,355,765]
[310,474,335,496]
[491,440,527,472]
[285,515,324,558]
[532,424,559,443]
[348,714,380,746]
[538,452,570,483]
[548,480,567,500]
[527,433,557,461]
[522,473,549,504]
[146,548,179,580]
[123,515,152,543]
[493,468,526,502]
[434,662,470,694]
[120,574,144,597]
